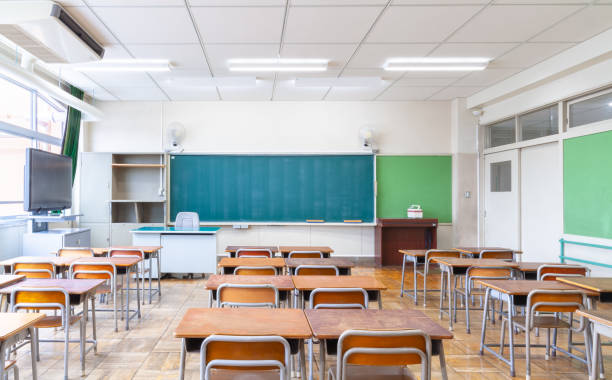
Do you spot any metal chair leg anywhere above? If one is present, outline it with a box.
[413,258,418,305]
[400,256,407,297]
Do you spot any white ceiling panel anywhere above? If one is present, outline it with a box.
[218,80,274,100]
[493,0,589,4]
[86,87,117,101]
[188,0,284,4]
[273,80,328,101]
[429,43,517,59]
[292,1,388,5]
[394,0,489,3]
[52,0,84,6]
[86,0,184,5]
[160,86,219,101]
[347,43,436,68]
[325,85,388,100]
[284,6,383,43]
[367,5,483,43]
[205,44,278,72]
[377,85,443,101]
[340,68,403,79]
[92,7,198,44]
[281,44,357,69]
[64,7,118,44]
[276,69,342,80]
[452,68,520,86]
[83,71,156,87]
[105,85,168,101]
[492,42,574,68]
[127,44,210,71]
[149,69,212,84]
[99,44,131,60]
[449,5,582,42]
[394,76,459,86]
[428,86,482,100]
[531,5,612,42]
[191,7,285,43]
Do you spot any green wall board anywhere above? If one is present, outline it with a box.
[563,130,612,239]
[376,155,452,223]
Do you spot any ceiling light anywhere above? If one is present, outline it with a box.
[384,57,490,72]
[294,77,383,87]
[608,102,612,107]
[228,58,328,72]
[69,59,171,72]
[163,76,256,87]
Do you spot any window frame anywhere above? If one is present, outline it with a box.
[517,103,559,142]
[485,116,517,148]
[566,86,612,130]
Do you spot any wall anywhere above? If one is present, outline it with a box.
[83,100,455,258]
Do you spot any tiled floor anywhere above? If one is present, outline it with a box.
[9,265,611,379]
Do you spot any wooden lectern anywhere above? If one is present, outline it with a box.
[375,218,438,266]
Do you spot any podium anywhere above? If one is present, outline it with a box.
[375,218,438,266]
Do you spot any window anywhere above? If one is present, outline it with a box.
[490,161,511,192]
[569,89,612,128]
[0,74,67,216]
[487,118,516,148]
[519,104,558,141]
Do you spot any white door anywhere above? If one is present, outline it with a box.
[484,150,520,249]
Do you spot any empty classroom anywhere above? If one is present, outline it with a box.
[0,1,611,379]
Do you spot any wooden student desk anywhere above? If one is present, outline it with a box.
[291,275,387,309]
[174,308,312,380]
[217,257,286,275]
[278,246,333,258]
[0,256,79,276]
[516,261,570,279]
[576,309,612,380]
[0,275,25,289]
[476,279,598,377]
[204,275,294,307]
[285,258,354,275]
[558,277,612,303]
[224,245,278,258]
[305,309,453,380]
[0,312,46,380]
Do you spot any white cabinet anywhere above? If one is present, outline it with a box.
[80,153,111,224]
[23,228,91,256]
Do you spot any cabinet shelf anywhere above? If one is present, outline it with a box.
[112,163,165,168]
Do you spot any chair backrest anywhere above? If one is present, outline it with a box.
[70,262,116,281]
[465,266,514,292]
[201,335,290,378]
[236,249,273,258]
[537,265,589,281]
[479,250,514,260]
[175,212,200,228]
[425,250,461,262]
[12,262,55,279]
[109,248,144,259]
[309,288,368,309]
[233,266,278,276]
[288,251,323,259]
[295,265,339,276]
[58,248,94,258]
[526,290,586,329]
[10,287,70,312]
[217,283,279,308]
[336,329,431,380]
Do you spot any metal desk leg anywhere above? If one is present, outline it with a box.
[91,296,98,354]
[479,288,491,355]
[126,268,130,330]
[179,338,186,380]
[378,290,383,309]
[439,340,448,380]
[136,264,141,318]
[157,250,162,300]
[448,267,454,331]
[591,328,599,380]
[0,341,5,380]
[507,296,516,378]
[308,339,313,380]
[413,256,418,305]
[29,326,38,380]
[400,255,407,297]
[208,290,213,308]
[299,339,306,380]
[319,339,326,380]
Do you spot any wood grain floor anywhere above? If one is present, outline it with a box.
[9,265,611,379]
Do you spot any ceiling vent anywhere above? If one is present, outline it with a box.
[0,1,104,63]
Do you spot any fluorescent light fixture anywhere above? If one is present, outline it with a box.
[384,57,490,72]
[608,102,612,107]
[228,58,328,72]
[295,77,383,87]
[163,76,256,87]
[69,59,172,72]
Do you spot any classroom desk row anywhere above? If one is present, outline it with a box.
[174,307,453,380]
[217,256,355,275]
[225,245,334,258]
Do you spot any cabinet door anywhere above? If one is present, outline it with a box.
[80,153,111,223]
[80,223,110,247]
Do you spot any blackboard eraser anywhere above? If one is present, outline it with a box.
[344,220,363,223]
[306,219,325,223]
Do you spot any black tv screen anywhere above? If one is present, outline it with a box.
[24,148,72,212]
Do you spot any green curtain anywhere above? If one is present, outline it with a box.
[61,85,84,184]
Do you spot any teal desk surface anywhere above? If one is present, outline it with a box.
[131,227,220,234]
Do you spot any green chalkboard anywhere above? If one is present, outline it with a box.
[564,130,612,239]
[376,156,452,223]
[169,154,375,223]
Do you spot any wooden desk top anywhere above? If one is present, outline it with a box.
[517,262,569,272]
[218,257,286,268]
[174,308,312,339]
[205,275,295,291]
[0,275,25,289]
[0,256,79,268]
[75,256,142,267]
[475,279,599,297]
[225,245,278,253]
[0,313,46,341]
[285,258,354,268]
[398,249,428,257]
[432,258,519,268]
[0,278,105,295]
[557,277,612,293]
[454,247,520,254]
[576,310,612,328]
[91,246,162,256]
[292,275,387,291]
[305,309,453,340]
[279,246,334,254]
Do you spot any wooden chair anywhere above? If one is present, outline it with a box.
[454,266,514,333]
[479,250,514,260]
[200,335,291,380]
[309,288,369,310]
[11,262,55,279]
[288,251,323,259]
[233,266,278,276]
[295,265,339,276]
[500,290,589,380]
[109,248,147,304]
[537,265,589,281]
[10,287,84,380]
[70,261,121,332]
[235,249,273,258]
[217,283,279,308]
[329,329,432,380]
[57,248,94,258]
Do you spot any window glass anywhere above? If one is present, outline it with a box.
[0,132,32,214]
[569,90,612,128]
[36,95,66,139]
[520,105,558,141]
[491,161,511,192]
[487,118,516,148]
[0,76,31,129]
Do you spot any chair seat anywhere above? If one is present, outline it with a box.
[4,360,16,370]
[34,314,81,328]
[328,364,418,380]
[208,368,282,380]
[511,315,571,329]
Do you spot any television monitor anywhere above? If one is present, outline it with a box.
[24,148,72,212]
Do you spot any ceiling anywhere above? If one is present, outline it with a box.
[13,0,612,101]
